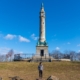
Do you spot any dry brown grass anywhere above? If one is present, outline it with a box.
[0,61,80,80]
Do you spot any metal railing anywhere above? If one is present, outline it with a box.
[13,53,51,62]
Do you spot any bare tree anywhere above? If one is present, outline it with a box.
[63,50,70,59]
[77,52,80,61]
[70,51,76,61]
[0,55,5,62]
[6,49,14,61]
[51,50,62,59]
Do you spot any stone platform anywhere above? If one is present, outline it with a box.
[32,55,53,62]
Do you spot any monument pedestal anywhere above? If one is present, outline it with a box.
[36,46,49,58]
[33,43,51,61]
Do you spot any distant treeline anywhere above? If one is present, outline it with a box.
[0,49,80,62]
[50,50,80,61]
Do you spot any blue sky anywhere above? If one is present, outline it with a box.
[0,0,80,54]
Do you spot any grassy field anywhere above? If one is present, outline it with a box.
[0,61,80,80]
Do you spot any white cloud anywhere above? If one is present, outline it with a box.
[67,42,71,44]
[0,47,23,55]
[31,33,38,40]
[19,35,30,42]
[0,47,11,54]
[77,44,80,46]
[78,50,80,52]
[31,34,35,37]
[4,34,16,40]
[13,50,23,54]
[55,47,60,50]
[19,52,23,54]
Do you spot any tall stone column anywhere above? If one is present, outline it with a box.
[39,3,45,42]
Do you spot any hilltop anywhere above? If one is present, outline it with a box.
[0,61,80,80]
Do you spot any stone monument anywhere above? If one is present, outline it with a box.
[33,3,50,61]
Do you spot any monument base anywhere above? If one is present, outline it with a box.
[36,46,49,57]
[32,46,53,62]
